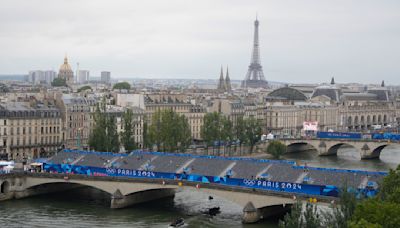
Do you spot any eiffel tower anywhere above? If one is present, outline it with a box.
[241,17,268,88]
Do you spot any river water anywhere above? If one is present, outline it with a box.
[1,147,399,228]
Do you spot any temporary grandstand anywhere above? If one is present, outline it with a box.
[45,150,386,190]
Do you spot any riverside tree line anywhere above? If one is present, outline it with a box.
[88,103,263,154]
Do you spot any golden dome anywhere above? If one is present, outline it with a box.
[59,55,72,72]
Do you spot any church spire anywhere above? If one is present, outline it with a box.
[331,77,335,85]
[225,66,232,92]
[218,66,225,90]
[381,80,385,87]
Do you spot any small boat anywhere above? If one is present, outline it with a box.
[169,218,185,227]
[208,207,220,216]
[202,207,221,216]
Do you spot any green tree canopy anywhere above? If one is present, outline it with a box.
[147,109,191,152]
[265,140,287,159]
[243,117,262,154]
[349,165,400,227]
[51,78,67,87]
[201,112,233,155]
[88,99,120,152]
[77,85,92,92]
[121,109,137,152]
[113,82,131,90]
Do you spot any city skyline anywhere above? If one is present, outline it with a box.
[1,0,399,84]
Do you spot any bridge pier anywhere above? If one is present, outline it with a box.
[110,188,176,209]
[242,201,291,224]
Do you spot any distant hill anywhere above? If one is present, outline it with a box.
[0,75,27,81]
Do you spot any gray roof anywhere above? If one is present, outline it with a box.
[311,86,340,102]
[62,94,97,105]
[268,87,308,101]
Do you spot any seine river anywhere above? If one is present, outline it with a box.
[1,146,399,228]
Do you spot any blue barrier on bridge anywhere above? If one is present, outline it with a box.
[372,133,400,141]
[317,131,362,140]
[43,163,339,197]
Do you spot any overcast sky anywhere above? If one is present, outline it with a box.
[0,0,399,84]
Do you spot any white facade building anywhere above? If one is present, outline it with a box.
[28,70,56,85]
[101,71,111,83]
[77,70,90,84]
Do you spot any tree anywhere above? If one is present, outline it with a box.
[77,85,92,92]
[142,119,151,149]
[51,78,66,87]
[89,101,108,151]
[243,117,262,154]
[234,116,247,155]
[113,82,131,90]
[177,115,192,152]
[121,109,136,152]
[303,203,322,228]
[201,112,220,154]
[201,112,233,155]
[106,115,120,153]
[88,98,120,152]
[279,201,303,228]
[377,166,400,204]
[351,199,400,227]
[147,109,192,152]
[279,165,400,227]
[349,165,400,227]
[265,140,287,159]
[349,219,382,228]
[322,186,357,228]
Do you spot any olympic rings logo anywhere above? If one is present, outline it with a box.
[106,168,116,174]
[243,179,256,186]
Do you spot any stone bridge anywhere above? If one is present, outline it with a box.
[260,139,398,159]
[0,172,309,223]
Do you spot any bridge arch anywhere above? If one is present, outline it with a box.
[326,142,359,157]
[25,178,179,197]
[286,141,318,153]
[1,180,10,194]
[368,144,391,159]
